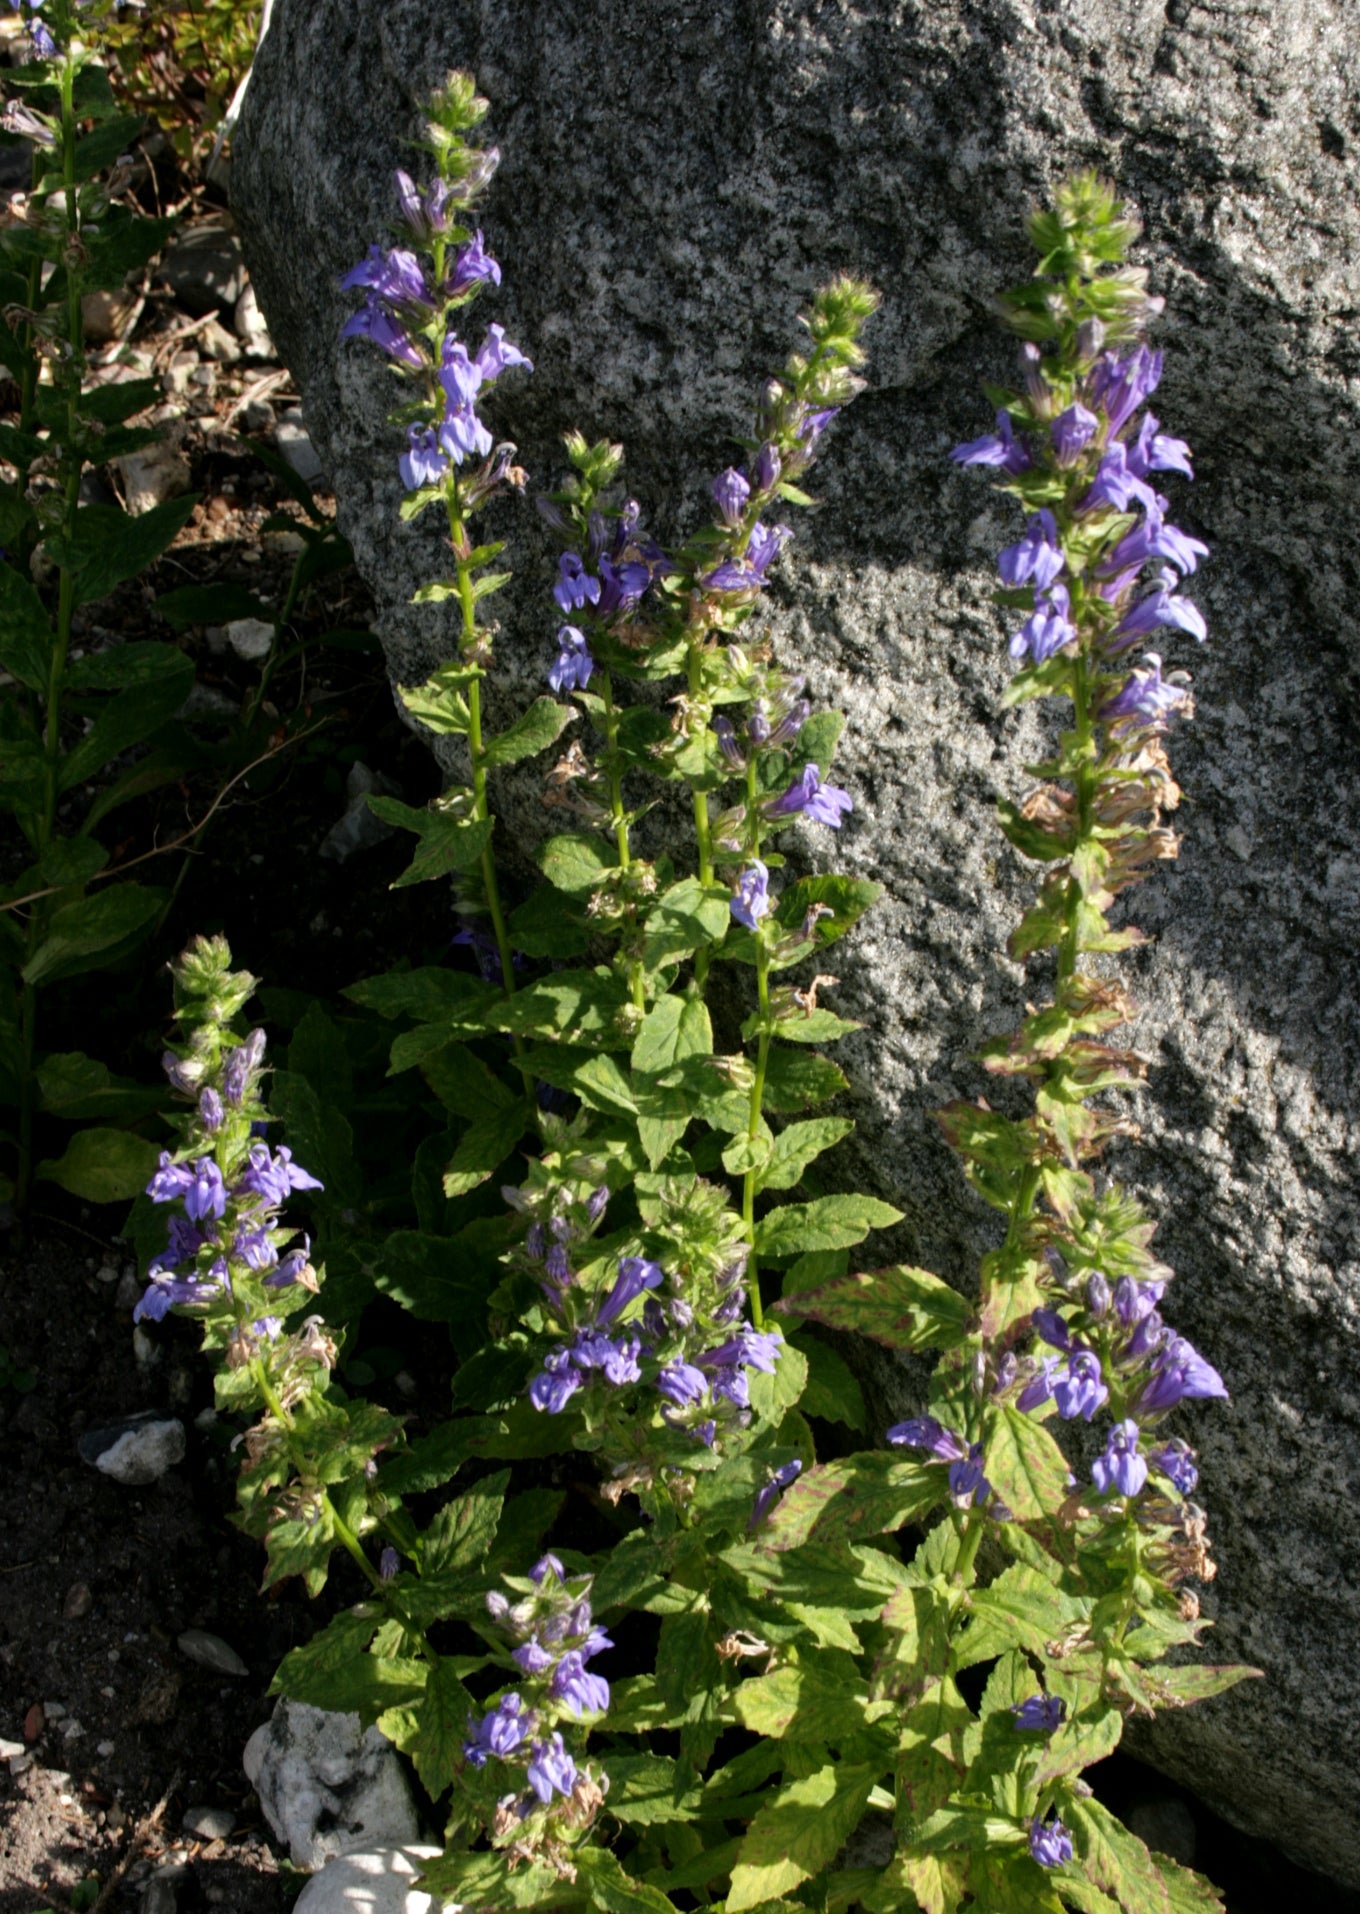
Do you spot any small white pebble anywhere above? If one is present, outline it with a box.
[97,1740,115,1757]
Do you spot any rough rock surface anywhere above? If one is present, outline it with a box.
[234,0,1360,1884]
[243,1698,420,1870]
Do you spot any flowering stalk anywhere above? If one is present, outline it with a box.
[338,74,541,992]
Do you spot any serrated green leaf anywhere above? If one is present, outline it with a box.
[49,496,197,609]
[270,1606,383,1702]
[632,991,712,1075]
[755,1193,901,1259]
[369,1225,503,1329]
[575,1848,682,1914]
[506,883,591,958]
[983,1404,1072,1522]
[35,1126,160,1204]
[484,695,576,767]
[346,964,500,1025]
[58,655,194,790]
[598,1755,700,1827]
[495,968,630,1044]
[425,1469,509,1573]
[442,1100,529,1196]
[396,663,480,736]
[22,883,162,985]
[762,1048,848,1112]
[419,1041,515,1120]
[779,1264,970,1351]
[733,1650,879,1741]
[758,1116,854,1193]
[641,876,731,968]
[65,639,191,690]
[539,831,614,895]
[798,1336,865,1429]
[955,1564,1083,1670]
[365,798,495,888]
[0,559,52,691]
[763,1454,941,1551]
[727,1763,877,1911]
[469,567,513,602]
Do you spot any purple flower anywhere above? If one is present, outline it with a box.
[749,1459,802,1530]
[731,861,771,931]
[570,1329,642,1386]
[1135,1336,1229,1416]
[1109,578,1207,651]
[181,1158,227,1224]
[1127,412,1193,481]
[529,1348,583,1414]
[222,1031,266,1108]
[1051,403,1099,466]
[1052,1351,1109,1423]
[233,1223,279,1272]
[440,337,484,406]
[1086,1273,1111,1318]
[1103,505,1208,581]
[765,763,854,829]
[656,1362,708,1409]
[703,558,760,594]
[446,230,502,297]
[439,402,493,466]
[753,443,782,493]
[700,1325,781,1374]
[1113,1276,1166,1327]
[1030,1812,1074,1869]
[886,1417,968,1463]
[1012,1694,1066,1733]
[1099,653,1193,732]
[475,323,532,380]
[132,1272,222,1323]
[547,625,594,694]
[1032,1308,1072,1351]
[237,1142,323,1208]
[713,467,751,527]
[266,1240,313,1289]
[530,1553,566,1585]
[595,1256,664,1330]
[998,510,1065,591]
[1091,345,1163,434]
[747,521,792,575]
[338,244,432,309]
[553,552,600,614]
[147,1152,193,1207]
[399,425,448,491]
[1150,1437,1199,1495]
[1081,442,1158,516]
[394,168,452,242]
[948,1444,991,1509]
[714,717,745,771]
[597,555,652,614]
[1015,1354,1061,1414]
[198,1088,224,1133]
[1010,583,1076,664]
[513,1639,554,1676]
[379,1546,400,1581]
[952,410,1031,474]
[550,1651,609,1716]
[464,1693,531,1767]
[526,1733,577,1804]
[1091,1418,1148,1497]
[340,296,423,368]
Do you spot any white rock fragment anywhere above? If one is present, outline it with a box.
[223,616,274,662]
[292,1846,444,1914]
[244,1699,419,1870]
[80,1414,185,1486]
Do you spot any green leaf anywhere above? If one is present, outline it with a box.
[755,1194,901,1259]
[778,1264,970,1352]
[955,1564,1082,1670]
[346,965,500,1026]
[982,1404,1072,1522]
[365,798,495,888]
[483,695,576,767]
[81,211,176,292]
[574,1847,683,1914]
[73,113,147,181]
[797,1337,866,1429]
[758,1116,854,1192]
[268,1067,360,1208]
[753,1007,862,1045]
[507,884,591,958]
[727,1763,878,1911]
[495,968,631,1044]
[441,1101,529,1197]
[156,583,272,629]
[35,1127,160,1204]
[270,1606,383,1704]
[411,1656,473,1800]
[65,639,191,690]
[599,1755,699,1826]
[35,1050,161,1120]
[0,560,52,691]
[733,1650,881,1741]
[539,831,614,895]
[470,567,513,603]
[762,1048,848,1113]
[49,497,198,609]
[419,1042,515,1119]
[379,1416,512,1495]
[632,992,713,1075]
[641,877,731,968]
[370,1225,504,1329]
[1065,1795,1224,1914]
[58,653,195,789]
[424,1469,509,1572]
[395,663,480,736]
[1132,1663,1263,1709]
[75,377,161,427]
[763,1454,941,1551]
[273,1648,426,1722]
[22,883,162,985]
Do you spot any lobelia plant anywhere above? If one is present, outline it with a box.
[137,88,1250,1914]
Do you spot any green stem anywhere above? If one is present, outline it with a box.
[600,670,645,1012]
[742,936,772,1329]
[952,1510,986,1589]
[1058,647,1096,989]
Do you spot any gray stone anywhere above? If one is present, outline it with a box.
[160,215,247,318]
[318,761,399,862]
[177,1628,249,1678]
[115,438,192,516]
[243,1698,420,1871]
[275,407,325,485]
[1125,1795,1198,1868]
[223,615,275,662]
[292,1845,444,1914]
[79,1412,185,1486]
[234,281,277,360]
[183,1804,237,1840]
[234,0,1360,1885]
